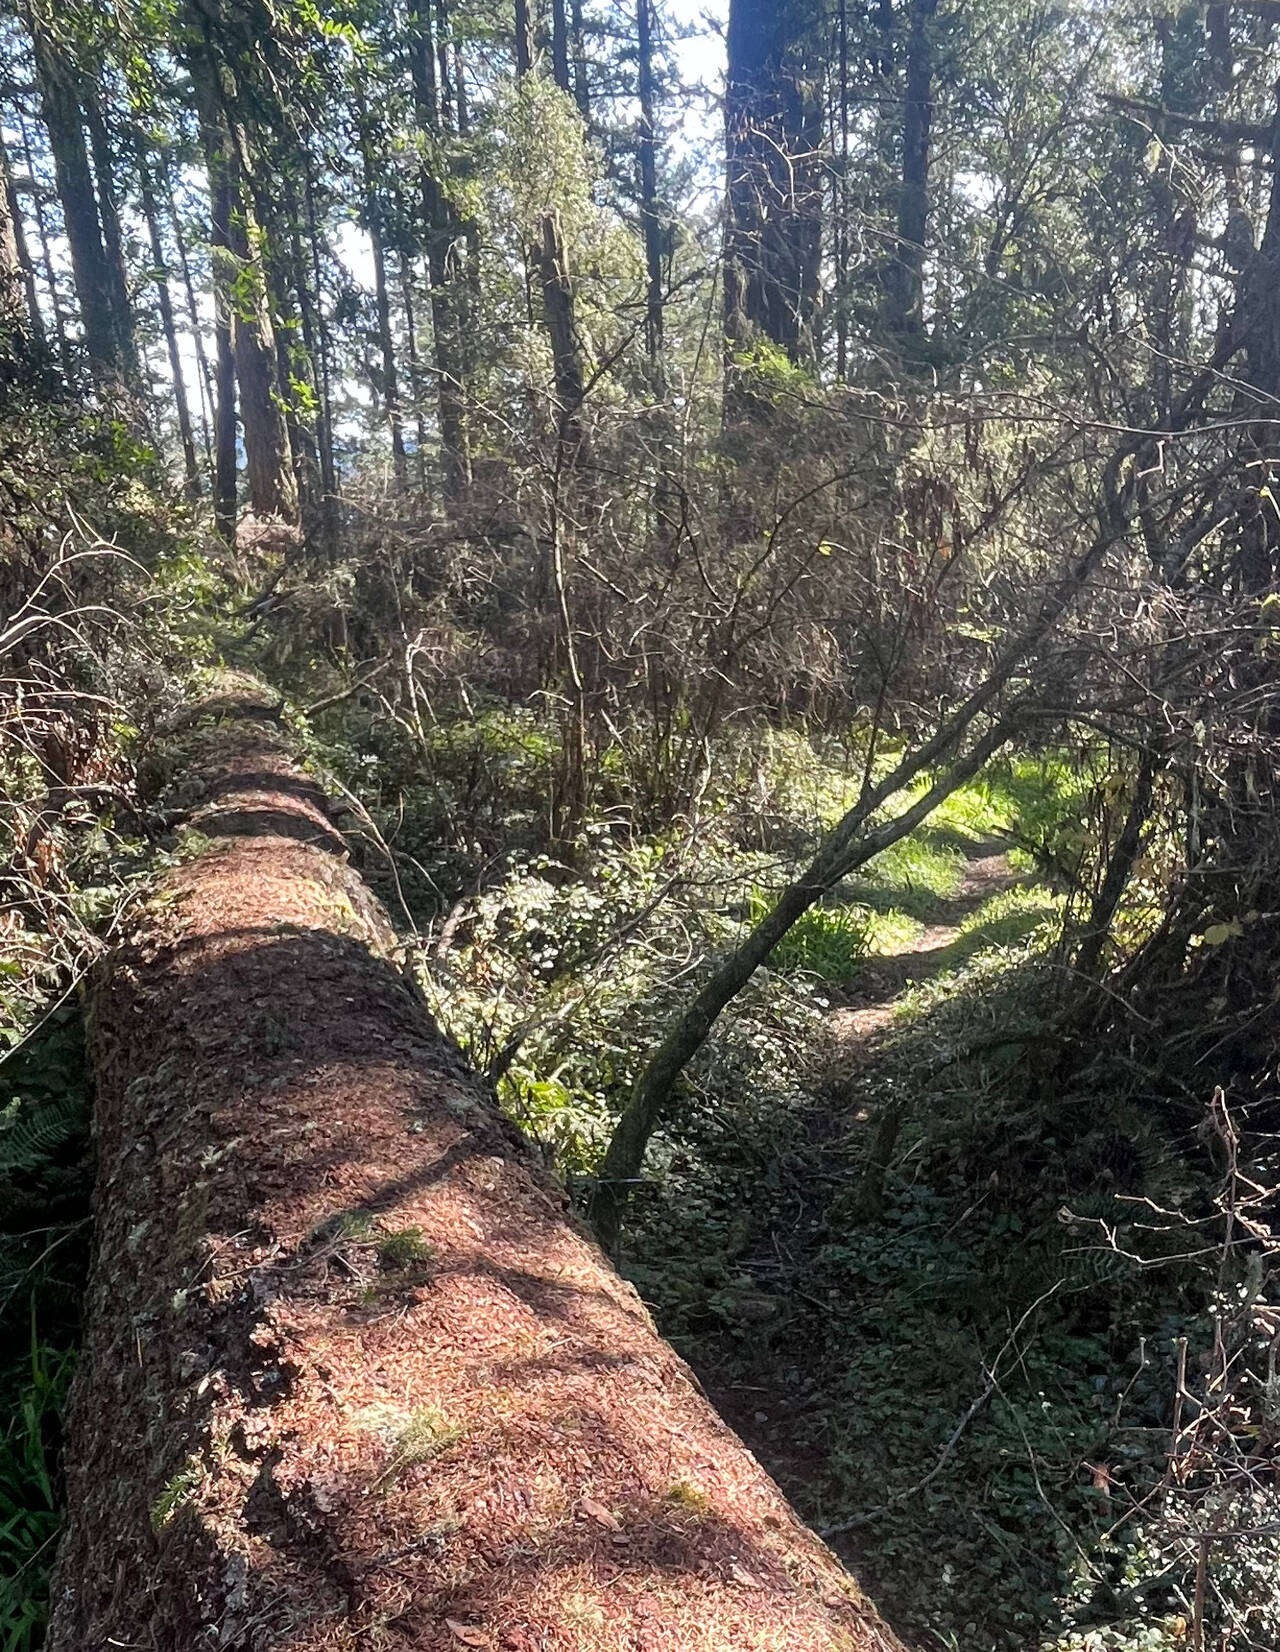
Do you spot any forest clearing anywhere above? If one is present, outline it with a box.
[4,0,1280,1648]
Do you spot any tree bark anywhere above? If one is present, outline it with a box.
[637,0,664,377]
[28,16,119,381]
[514,0,534,77]
[84,90,138,377]
[569,0,590,118]
[410,0,473,500]
[514,25,589,466]
[0,129,32,342]
[1,128,42,345]
[551,0,572,94]
[199,101,239,540]
[228,183,299,522]
[723,0,824,366]
[162,153,215,471]
[17,109,74,380]
[184,0,298,524]
[435,0,456,130]
[400,248,429,487]
[882,0,939,340]
[535,208,588,464]
[834,0,850,380]
[357,93,408,485]
[301,159,339,514]
[45,701,907,1652]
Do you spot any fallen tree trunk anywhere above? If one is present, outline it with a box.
[47,707,907,1652]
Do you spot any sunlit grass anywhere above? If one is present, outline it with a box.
[749,890,872,980]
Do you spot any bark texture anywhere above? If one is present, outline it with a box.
[723,0,824,364]
[46,703,906,1652]
[882,0,938,339]
[0,132,29,336]
[29,19,120,379]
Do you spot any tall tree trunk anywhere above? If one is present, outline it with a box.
[0,130,33,342]
[301,161,339,513]
[262,216,318,526]
[551,0,572,94]
[357,95,407,485]
[185,0,297,523]
[84,91,137,377]
[515,20,588,465]
[399,249,429,487]
[184,4,238,526]
[1234,101,1280,596]
[17,110,74,380]
[28,16,119,381]
[138,148,200,495]
[569,0,591,118]
[535,208,587,464]
[882,0,938,340]
[434,0,456,129]
[162,154,215,470]
[452,10,470,132]
[637,0,664,378]
[199,105,238,539]
[723,0,823,367]
[410,0,473,500]
[514,0,534,75]
[835,0,850,380]
[229,185,298,521]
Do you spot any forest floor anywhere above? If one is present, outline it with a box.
[825,839,1021,1048]
[689,839,1046,1636]
[615,811,1189,1652]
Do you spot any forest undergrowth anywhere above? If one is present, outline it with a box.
[363,714,1237,1652]
[7,0,1280,1642]
[1,542,1268,1652]
[0,579,1257,1652]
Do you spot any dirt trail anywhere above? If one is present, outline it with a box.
[689,836,1028,1608]
[826,838,1020,1047]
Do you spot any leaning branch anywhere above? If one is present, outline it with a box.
[591,409,1196,1247]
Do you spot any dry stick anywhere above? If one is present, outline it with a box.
[1192,1533,1208,1652]
[303,656,395,716]
[314,762,419,935]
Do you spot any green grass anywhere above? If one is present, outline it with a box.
[0,1326,74,1651]
[750,890,872,980]
[863,908,925,954]
[739,755,1073,984]
[372,1406,462,1489]
[955,884,1060,951]
[855,829,967,917]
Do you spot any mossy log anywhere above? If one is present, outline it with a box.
[46,712,907,1652]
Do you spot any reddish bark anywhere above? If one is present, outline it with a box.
[46,707,906,1652]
